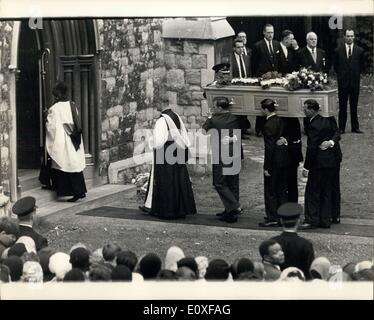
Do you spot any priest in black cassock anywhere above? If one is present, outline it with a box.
[139,107,196,219]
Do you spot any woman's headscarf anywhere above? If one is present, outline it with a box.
[279,267,305,281]
[16,236,36,254]
[310,257,331,280]
[164,246,185,272]
[195,256,209,279]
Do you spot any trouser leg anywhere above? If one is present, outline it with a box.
[338,87,349,131]
[304,168,320,226]
[349,85,360,131]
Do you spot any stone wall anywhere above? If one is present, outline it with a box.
[98,18,168,181]
[0,22,14,195]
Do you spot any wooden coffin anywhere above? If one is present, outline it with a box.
[204,85,338,117]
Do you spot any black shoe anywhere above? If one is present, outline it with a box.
[219,214,238,223]
[258,221,280,227]
[299,223,317,230]
[331,218,341,224]
[67,194,86,202]
[139,205,151,213]
[352,129,363,134]
[216,210,226,217]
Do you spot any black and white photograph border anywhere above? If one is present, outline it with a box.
[0,0,373,301]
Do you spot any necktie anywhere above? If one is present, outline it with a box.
[269,42,274,56]
[348,45,352,59]
[311,49,317,63]
[240,55,247,78]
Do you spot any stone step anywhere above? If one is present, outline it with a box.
[21,184,136,218]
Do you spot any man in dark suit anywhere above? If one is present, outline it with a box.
[259,239,284,281]
[282,117,303,202]
[333,29,365,134]
[278,29,299,75]
[236,31,251,56]
[252,24,281,137]
[300,99,342,229]
[259,99,289,227]
[12,196,48,251]
[297,32,329,134]
[231,38,252,139]
[202,96,245,223]
[272,203,315,280]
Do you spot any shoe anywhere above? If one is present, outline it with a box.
[331,218,341,224]
[216,210,226,217]
[219,214,238,223]
[67,194,86,202]
[236,208,244,216]
[258,221,280,227]
[352,129,363,134]
[339,129,345,134]
[139,205,151,213]
[299,223,317,230]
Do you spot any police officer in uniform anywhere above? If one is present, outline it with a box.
[12,196,48,251]
[271,202,315,280]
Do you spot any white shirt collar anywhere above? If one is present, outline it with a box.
[19,223,32,228]
[307,46,316,54]
[280,42,288,57]
[266,112,276,120]
[345,43,354,56]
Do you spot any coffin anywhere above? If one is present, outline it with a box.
[204,85,338,117]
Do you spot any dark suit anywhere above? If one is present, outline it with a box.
[277,45,299,75]
[297,47,329,73]
[272,231,315,280]
[283,117,303,202]
[231,52,252,78]
[298,46,329,132]
[304,115,342,227]
[18,225,48,251]
[333,44,364,132]
[252,39,281,135]
[263,115,289,221]
[203,112,244,213]
[263,261,281,281]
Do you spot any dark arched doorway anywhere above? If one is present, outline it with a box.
[16,19,100,192]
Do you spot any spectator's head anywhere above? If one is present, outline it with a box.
[102,244,121,263]
[3,256,23,281]
[70,247,90,271]
[195,256,209,279]
[8,243,27,258]
[16,236,36,254]
[260,98,277,115]
[344,29,355,45]
[233,39,245,56]
[277,202,303,229]
[303,99,320,118]
[306,32,318,49]
[12,196,37,225]
[253,262,266,280]
[165,246,185,272]
[259,239,285,265]
[116,250,138,271]
[177,257,198,278]
[22,261,43,283]
[310,257,331,280]
[37,247,56,281]
[49,252,72,281]
[0,216,19,236]
[230,259,240,280]
[157,269,178,281]
[90,248,104,265]
[69,243,87,254]
[0,264,11,283]
[343,262,356,278]
[205,259,230,281]
[111,265,132,281]
[355,269,374,281]
[21,251,39,264]
[176,266,197,281]
[237,31,247,45]
[237,258,254,277]
[237,271,262,281]
[52,81,69,102]
[354,260,373,274]
[281,29,294,47]
[89,263,112,281]
[263,24,274,41]
[139,253,162,280]
[63,268,86,282]
[279,267,305,282]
